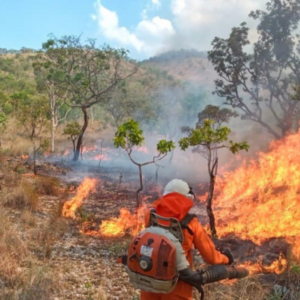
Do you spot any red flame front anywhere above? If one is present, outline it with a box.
[214,129,300,258]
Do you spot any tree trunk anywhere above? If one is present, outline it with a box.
[49,91,57,153]
[73,107,88,161]
[50,115,55,152]
[33,140,37,175]
[90,106,94,126]
[206,151,218,237]
[168,149,174,164]
[206,173,217,237]
[136,164,143,208]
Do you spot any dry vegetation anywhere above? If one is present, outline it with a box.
[0,122,299,300]
[0,147,68,298]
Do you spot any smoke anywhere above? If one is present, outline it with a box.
[92,0,264,59]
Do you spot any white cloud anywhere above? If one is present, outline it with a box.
[172,0,186,15]
[93,1,143,51]
[151,0,161,8]
[137,17,175,39]
[92,0,266,58]
[93,1,175,56]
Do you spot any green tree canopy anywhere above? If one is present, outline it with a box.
[208,0,300,138]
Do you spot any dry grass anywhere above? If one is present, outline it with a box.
[2,266,56,300]
[29,197,70,260]
[195,271,300,300]
[94,286,108,300]
[2,178,39,210]
[0,207,28,287]
[21,210,36,227]
[201,276,269,300]
[1,174,60,211]
[34,176,60,196]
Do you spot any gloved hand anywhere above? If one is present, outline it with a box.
[221,248,234,265]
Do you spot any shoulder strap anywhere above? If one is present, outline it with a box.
[148,209,196,237]
[180,214,197,236]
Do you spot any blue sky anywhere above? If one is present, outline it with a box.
[0,0,264,60]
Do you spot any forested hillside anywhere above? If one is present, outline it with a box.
[142,49,216,86]
[0,44,214,165]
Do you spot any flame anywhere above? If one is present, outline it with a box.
[63,149,70,156]
[81,145,98,153]
[214,129,300,258]
[93,153,111,161]
[100,205,146,237]
[20,155,28,160]
[62,177,97,218]
[240,253,288,275]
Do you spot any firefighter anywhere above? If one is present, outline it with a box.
[141,178,233,300]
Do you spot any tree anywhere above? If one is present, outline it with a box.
[196,105,238,128]
[0,55,36,115]
[179,119,249,236]
[113,119,175,207]
[104,79,153,128]
[0,112,8,146]
[33,55,71,152]
[63,121,82,154]
[42,35,138,161]
[208,0,300,138]
[16,94,50,175]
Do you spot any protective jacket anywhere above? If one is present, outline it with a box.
[141,192,229,300]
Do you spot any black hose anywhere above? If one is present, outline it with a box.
[201,265,249,284]
[179,265,249,291]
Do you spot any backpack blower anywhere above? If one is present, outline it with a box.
[118,212,249,300]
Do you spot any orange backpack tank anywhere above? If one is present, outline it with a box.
[124,212,192,293]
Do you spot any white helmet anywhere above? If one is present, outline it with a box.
[163,179,195,200]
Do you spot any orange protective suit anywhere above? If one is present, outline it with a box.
[140,192,229,300]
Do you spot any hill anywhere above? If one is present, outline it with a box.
[141,49,217,88]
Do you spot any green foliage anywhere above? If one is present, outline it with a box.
[113,119,174,204]
[63,121,82,152]
[197,105,238,128]
[229,140,249,154]
[113,119,144,149]
[0,112,8,130]
[42,35,136,109]
[157,140,175,154]
[208,0,300,137]
[114,119,176,154]
[179,118,249,161]
[291,262,300,274]
[63,121,82,136]
[39,139,50,153]
[179,119,237,150]
[16,94,50,139]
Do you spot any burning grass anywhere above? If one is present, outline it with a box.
[62,177,98,218]
[214,130,300,252]
[100,205,146,237]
